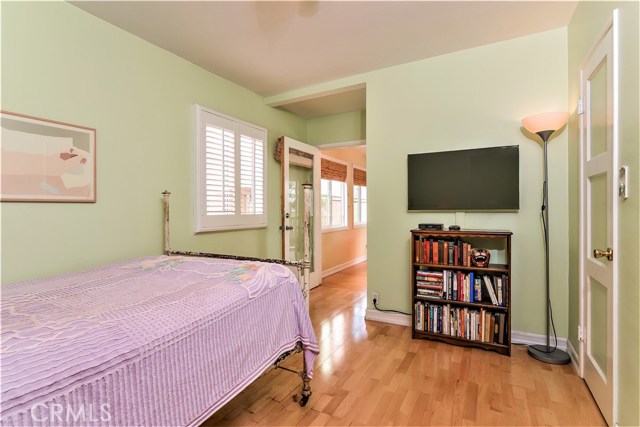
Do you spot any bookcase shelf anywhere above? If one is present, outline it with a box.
[411,228,513,356]
[414,295,509,312]
[413,262,509,274]
[413,330,511,353]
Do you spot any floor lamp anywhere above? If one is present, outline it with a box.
[522,111,571,365]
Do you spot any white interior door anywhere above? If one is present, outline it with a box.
[281,136,322,289]
[580,11,618,426]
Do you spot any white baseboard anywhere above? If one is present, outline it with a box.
[364,309,412,327]
[511,330,568,351]
[566,338,581,375]
[362,312,573,353]
[322,256,367,278]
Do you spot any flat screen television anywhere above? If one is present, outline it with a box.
[407,145,519,211]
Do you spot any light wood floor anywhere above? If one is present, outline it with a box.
[204,262,605,426]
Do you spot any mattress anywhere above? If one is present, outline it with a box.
[1,255,319,426]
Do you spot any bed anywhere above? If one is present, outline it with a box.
[0,192,319,426]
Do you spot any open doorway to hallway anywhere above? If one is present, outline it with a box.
[318,144,367,291]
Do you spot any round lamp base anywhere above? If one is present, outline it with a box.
[528,344,571,365]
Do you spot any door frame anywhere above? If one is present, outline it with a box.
[578,9,619,426]
[281,136,322,289]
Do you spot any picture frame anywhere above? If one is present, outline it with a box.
[1,111,96,202]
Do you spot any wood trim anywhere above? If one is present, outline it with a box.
[364,309,412,327]
[411,229,513,238]
[317,139,366,149]
[567,338,581,375]
[322,256,366,278]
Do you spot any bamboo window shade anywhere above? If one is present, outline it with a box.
[321,158,347,182]
[273,137,313,163]
[353,168,367,186]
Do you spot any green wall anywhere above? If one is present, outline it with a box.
[300,30,572,341]
[0,2,307,283]
[307,110,366,146]
[568,2,639,425]
[366,29,570,337]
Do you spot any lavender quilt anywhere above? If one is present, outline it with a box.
[1,256,319,426]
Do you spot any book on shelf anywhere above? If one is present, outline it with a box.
[414,236,480,268]
[496,276,503,306]
[453,240,459,266]
[416,276,442,282]
[474,276,482,302]
[416,282,443,289]
[443,241,448,265]
[462,242,468,266]
[432,240,439,265]
[497,313,506,344]
[501,274,508,306]
[414,301,423,331]
[489,313,496,342]
[416,270,443,278]
[482,275,499,305]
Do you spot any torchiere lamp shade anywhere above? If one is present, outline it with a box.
[522,111,569,134]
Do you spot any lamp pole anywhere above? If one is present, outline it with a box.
[541,131,551,351]
[527,129,570,364]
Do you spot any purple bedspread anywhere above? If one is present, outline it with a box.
[1,256,319,426]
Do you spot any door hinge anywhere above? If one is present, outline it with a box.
[578,325,584,341]
[577,98,584,115]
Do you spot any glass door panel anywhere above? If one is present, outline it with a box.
[288,157,314,273]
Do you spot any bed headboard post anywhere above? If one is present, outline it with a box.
[162,190,171,255]
[302,182,312,307]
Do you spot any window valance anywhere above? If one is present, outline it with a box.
[353,168,367,186]
[321,158,347,182]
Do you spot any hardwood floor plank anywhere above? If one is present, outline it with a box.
[205,262,606,426]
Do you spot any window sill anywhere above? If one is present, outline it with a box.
[354,223,367,229]
[194,223,268,233]
[322,226,349,234]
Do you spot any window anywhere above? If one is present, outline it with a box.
[321,179,348,229]
[320,157,348,230]
[195,105,266,232]
[353,166,367,226]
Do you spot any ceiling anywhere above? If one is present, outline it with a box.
[71,1,577,118]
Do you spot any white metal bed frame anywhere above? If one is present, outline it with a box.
[160,189,314,408]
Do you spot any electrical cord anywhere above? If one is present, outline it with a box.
[373,299,412,316]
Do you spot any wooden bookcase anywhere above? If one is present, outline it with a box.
[411,228,513,356]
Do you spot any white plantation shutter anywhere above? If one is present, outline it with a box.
[239,131,264,215]
[205,122,235,215]
[195,106,267,232]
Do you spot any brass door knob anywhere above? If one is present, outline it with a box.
[593,247,613,261]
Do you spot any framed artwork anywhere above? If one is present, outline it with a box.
[1,111,96,202]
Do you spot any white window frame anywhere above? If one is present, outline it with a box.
[320,155,349,232]
[353,165,367,228]
[194,105,267,232]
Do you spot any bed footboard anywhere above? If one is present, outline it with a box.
[161,190,312,304]
[160,191,315,409]
[270,342,312,407]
